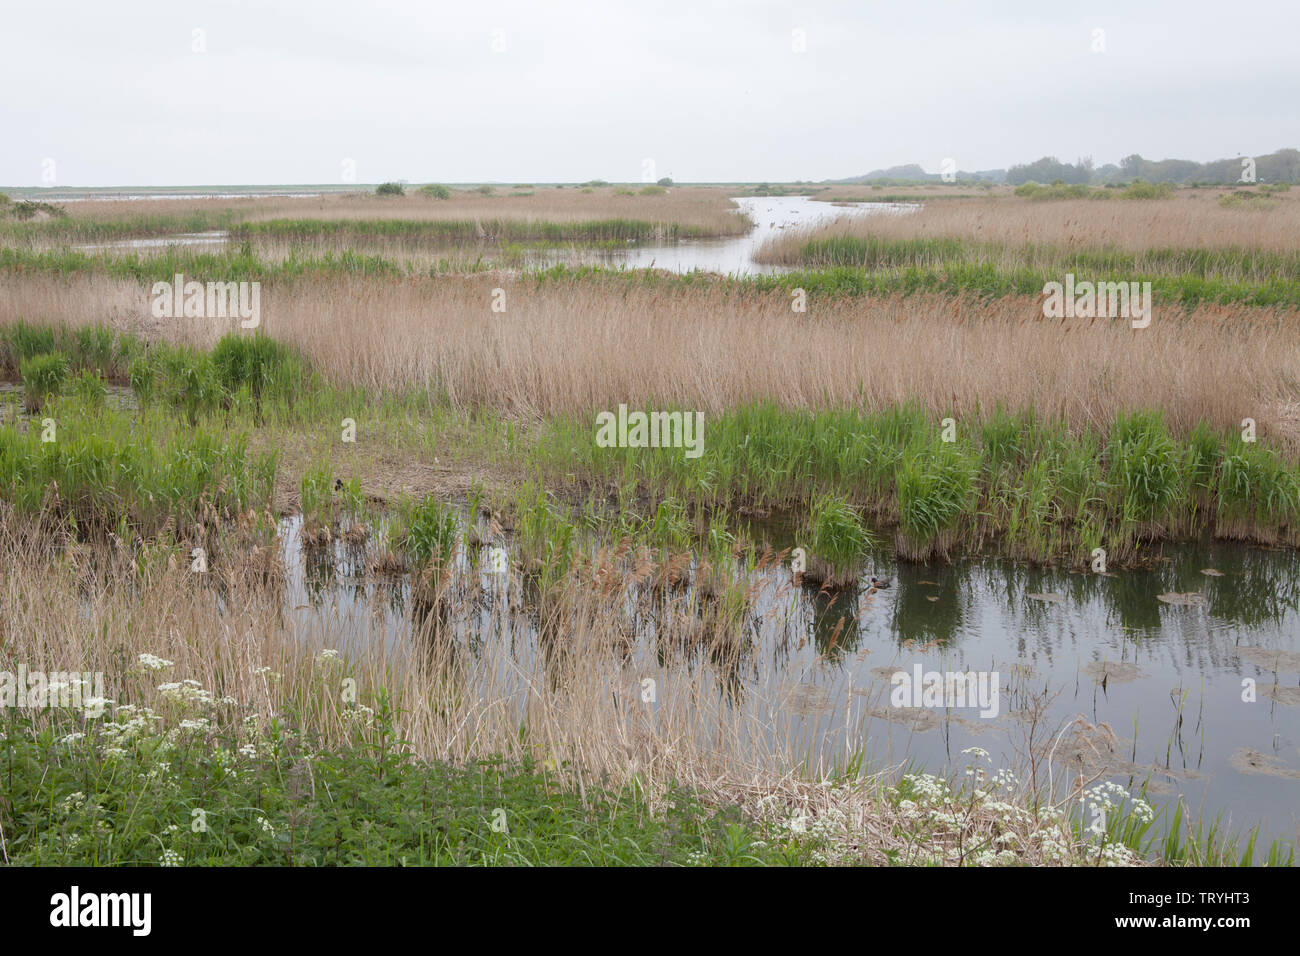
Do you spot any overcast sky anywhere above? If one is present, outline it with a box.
[4,0,1296,186]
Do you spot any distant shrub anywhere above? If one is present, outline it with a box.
[9,200,67,220]
[419,184,452,199]
[1218,190,1277,209]
[639,185,666,196]
[656,177,673,187]
[1119,181,1173,200]
[613,188,635,196]
[1015,181,1097,200]
[375,182,405,196]
[476,185,495,195]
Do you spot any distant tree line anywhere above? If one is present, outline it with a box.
[839,148,1300,186]
[1005,148,1300,186]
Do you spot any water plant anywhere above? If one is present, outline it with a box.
[804,493,873,587]
[403,495,460,570]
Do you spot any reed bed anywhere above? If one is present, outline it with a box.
[761,193,1300,256]
[4,271,1295,447]
[0,187,751,245]
[231,217,710,242]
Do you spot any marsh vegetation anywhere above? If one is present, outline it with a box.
[2,183,1297,866]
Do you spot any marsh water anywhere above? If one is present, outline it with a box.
[74,195,908,275]
[278,506,1300,852]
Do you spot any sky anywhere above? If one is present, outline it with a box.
[3,0,1297,186]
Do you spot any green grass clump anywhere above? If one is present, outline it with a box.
[403,495,460,569]
[1,321,56,374]
[1107,411,1181,525]
[0,404,275,538]
[806,493,873,586]
[1,322,145,381]
[419,184,452,199]
[211,332,302,413]
[19,351,68,412]
[160,346,223,426]
[1216,437,1300,536]
[895,441,977,560]
[375,182,405,196]
[513,483,577,586]
[299,461,335,523]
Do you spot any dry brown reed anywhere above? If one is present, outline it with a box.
[763,192,1300,255]
[25,187,750,237]
[4,271,1298,446]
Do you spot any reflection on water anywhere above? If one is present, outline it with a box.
[76,231,230,251]
[548,196,913,275]
[0,382,137,421]
[278,509,1300,849]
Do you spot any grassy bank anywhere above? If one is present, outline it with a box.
[3,323,1298,565]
